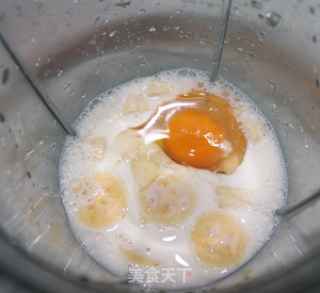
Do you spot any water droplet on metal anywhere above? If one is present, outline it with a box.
[35,58,41,67]
[270,103,277,113]
[232,7,239,14]
[56,69,64,77]
[258,35,264,44]
[269,82,276,90]
[265,11,281,27]
[115,0,131,8]
[312,65,318,73]
[248,51,255,59]
[64,83,71,92]
[251,1,262,9]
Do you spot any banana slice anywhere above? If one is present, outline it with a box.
[144,79,172,97]
[119,246,160,266]
[89,137,106,162]
[77,172,127,228]
[216,186,251,208]
[191,211,248,268]
[139,173,196,226]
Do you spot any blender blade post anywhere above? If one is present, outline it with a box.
[210,0,232,82]
[0,32,76,137]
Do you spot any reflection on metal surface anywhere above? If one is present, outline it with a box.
[0,32,76,137]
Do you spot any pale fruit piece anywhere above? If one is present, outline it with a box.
[216,186,251,208]
[218,153,241,174]
[131,147,160,190]
[78,173,127,228]
[241,114,261,143]
[89,137,106,162]
[144,79,172,97]
[112,129,144,159]
[122,96,150,115]
[191,211,248,268]
[139,173,196,226]
[119,246,160,266]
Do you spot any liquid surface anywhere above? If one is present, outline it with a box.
[59,69,287,289]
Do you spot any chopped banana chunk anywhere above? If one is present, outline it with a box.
[216,186,251,208]
[112,129,144,159]
[241,114,261,143]
[218,153,241,174]
[122,96,150,115]
[144,80,172,97]
[131,147,160,190]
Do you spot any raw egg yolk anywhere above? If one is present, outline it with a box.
[164,109,226,169]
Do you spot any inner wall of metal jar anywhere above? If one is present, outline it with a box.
[0,0,320,291]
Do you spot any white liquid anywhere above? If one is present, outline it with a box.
[59,69,287,289]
